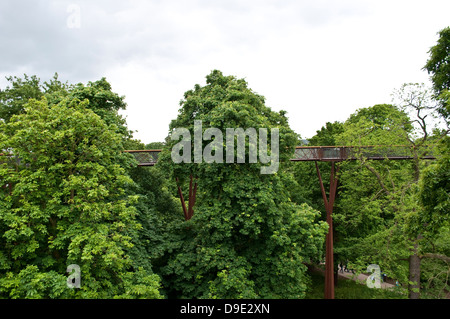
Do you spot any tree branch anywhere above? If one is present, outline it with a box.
[360,159,391,196]
[421,253,450,263]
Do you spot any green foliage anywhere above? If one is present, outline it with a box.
[305,270,405,299]
[332,104,414,273]
[424,27,450,98]
[338,104,413,146]
[0,265,72,299]
[157,70,328,298]
[0,97,162,298]
[419,227,450,298]
[0,74,44,123]
[424,26,450,120]
[0,73,72,123]
[420,136,450,236]
[329,100,449,298]
[126,165,182,277]
[0,73,131,140]
[440,89,450,121]
[416,29,450,298]
[68,78,131,139]
[145,141,165,149]
[308,121,344,146]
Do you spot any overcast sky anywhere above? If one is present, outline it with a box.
[1,0,449,143]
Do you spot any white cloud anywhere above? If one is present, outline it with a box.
[1,0,449,142]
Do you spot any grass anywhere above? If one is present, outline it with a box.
[305,270,406,299]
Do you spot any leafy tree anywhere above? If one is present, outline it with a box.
[126,164,182,291]
[68,78,132,139]
[308,121,344,147]
[156,70,328,298]
[419,121,450,238]
[417,88,450,298]
[423,26,450,124]
[145,142,165,149]
[0,73,132,141]
[0,97,162,298]
[421,29,450,264]
[330,104,412,280]
[334,96,449,298]
[424,27,450,103]
[0,74,44,123]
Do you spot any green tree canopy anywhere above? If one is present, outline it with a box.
[424,27,450,97]
[156,70,327,298]
[0,74,132,140]
[0,97,161,298]
[334,97,449,298]
[424,26,450,119]
[308,121,344,146]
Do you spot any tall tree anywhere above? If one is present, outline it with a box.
[157,70,328,298]
[335,95,448,298]
[424,27,450,95]
[424,26,450,119]
[0,97,161,298]
[419,28,450,297]
[333,104,414,288]
[0,74,132,141]
[0,74,44,123]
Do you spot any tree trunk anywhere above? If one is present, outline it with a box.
[408,253,421,299]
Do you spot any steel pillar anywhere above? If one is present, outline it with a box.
[315,161,339,299]
[175,175,197,221]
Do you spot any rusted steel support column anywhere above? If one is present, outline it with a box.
[176,175,198,221]
[176,177,189,220]
[315,161,339,299]
[187,175,197,220]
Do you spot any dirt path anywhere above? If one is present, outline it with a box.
[337,270,396,289]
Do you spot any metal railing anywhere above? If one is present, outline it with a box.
[292,145,435,162]
[124,145,435,166]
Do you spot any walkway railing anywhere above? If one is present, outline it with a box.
[124,145,435,166]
